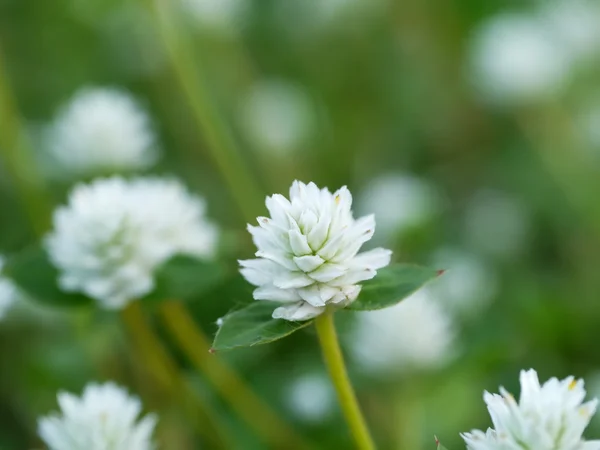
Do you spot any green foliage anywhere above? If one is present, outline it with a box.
[143,255,228,303]
[347,264,440,311]
[211,302,313,351]
[4,245,92,308]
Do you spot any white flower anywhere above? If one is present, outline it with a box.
[0,256,17,320]
[462,369,600,450]
[469,13,570,106]
[239,180,392,321]
[46,87,158,176]
[38,382,157,450]
[348,290,456,374]
[286,373,335,423]
[356,174,440,245]
[46,176,218,309]
[239,80,315,155]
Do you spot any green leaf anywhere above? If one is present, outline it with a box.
[348,263,439,311]
[212,302,313,351]
[143,255,228,303]
[4,245,92,308]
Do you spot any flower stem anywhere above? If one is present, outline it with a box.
[160,300,313,450]
[315,312,376,450]
[122,302,231,449]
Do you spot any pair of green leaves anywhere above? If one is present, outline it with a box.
[4,245,227,309]
[212,264,440,351]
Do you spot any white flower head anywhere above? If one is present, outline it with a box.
[38,382,157,450]
[349,290,456,374]
[462,369,600,450]
[47,87,158,177]
[0,256,17,320]
[469,13,570,106]
[239,180,392,321]
[46,176,218,309]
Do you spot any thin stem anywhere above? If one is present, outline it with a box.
[315,312,375,450]
[122,302,230,450]
[160,300,313,450]
[144,0,263,223]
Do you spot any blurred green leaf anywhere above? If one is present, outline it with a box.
[143,255,228,303]
[348,264,439,311]
[212,302,313,351]
[4,245,92,308]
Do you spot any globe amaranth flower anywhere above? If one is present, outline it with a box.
[0,256,18,320]
[46,176,218,309]
[349,290,456,374]
[239,180,392,321]
[462,369,600,450]
[38,382,157,450]
[47,87,158,176]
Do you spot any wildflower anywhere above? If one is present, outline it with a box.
[38,382,157,450]
[46,87,158,176]
[46,177,218,309]
[462,369,600,450]
[349,290,456,374]
[239,180,391,321]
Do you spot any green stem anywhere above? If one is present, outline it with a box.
[315,312,375,450]
[160,300,313,450]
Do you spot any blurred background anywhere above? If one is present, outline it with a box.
[1,0,600,448]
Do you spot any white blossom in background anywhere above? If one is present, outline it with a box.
[239,180,392,321]
[239,80,315,155]
[286,373,335,423]
[38,382,157,450]
[428,248,497,316]
[46,87,158,177]
[181,0,246,36]
[46,177,218,309]
[462,369,600,450]
[356,174,440,245]
[469,13,570,106]
[463,190,530,260]
[349,290,456,374]
[541,0,600,66]
[0,256,17,320]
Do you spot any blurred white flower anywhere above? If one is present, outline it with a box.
[286,373,335,423]
[356,174,440,245]
[542,0,600,66]
[181,0,245,36]
[46,87,158,177]
[469,13,569,105]
[239,180,392,321]
[46,177,218,309]
[462,369,599,450]
[0,256,17,320]
[239,80,315,155]
[349,290,456,374]
[463,190,530,260]
[428,248,497,316]
[38,382,157,450]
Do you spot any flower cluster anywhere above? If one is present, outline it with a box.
[46,177,218,309]
[462,369,600,450]
[38,382,157,450]
[47,87,158,176]
[240,180,392,321]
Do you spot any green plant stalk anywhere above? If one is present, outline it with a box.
[160,300,313,450]
[145,0,263,223]
[122,302,230,449]
[0,45,52,235]
[315,312,375,450]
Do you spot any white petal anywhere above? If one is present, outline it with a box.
[308,263,347,283]
[273,272,315,289]
[288,230,312,256]
[307,216,331,250]
[255,250,297,270]
[328,268,376,287]
[253,285,301,302]
[293,255,325,272]
[299,210,318,234]
[349,248,392,270]
[272,301,324,321]
[330,215,375,262]
[297,285,327,307]
[266,194,292,225]
[239,258,282,286]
